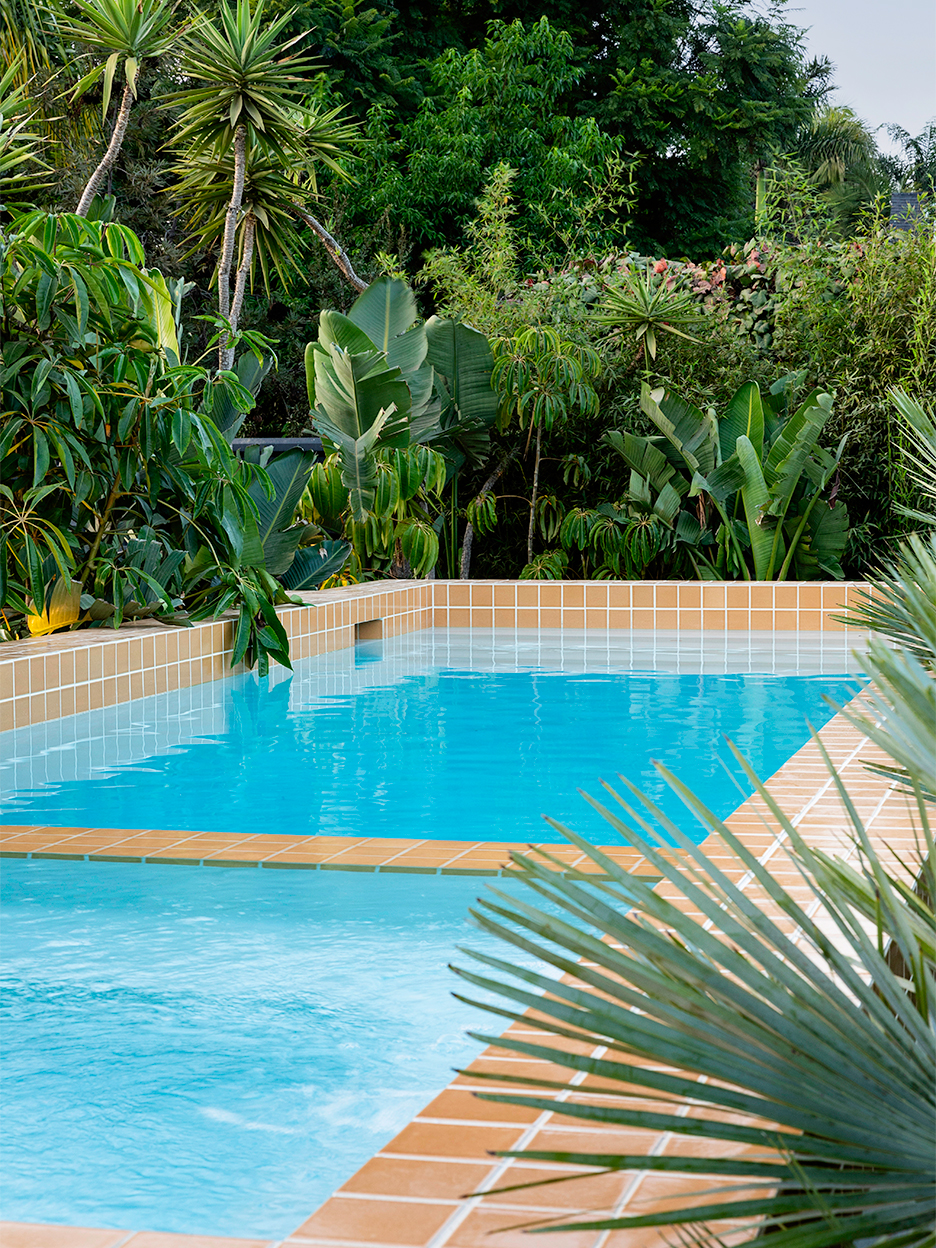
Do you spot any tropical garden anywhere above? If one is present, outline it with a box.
[1,0,935,669]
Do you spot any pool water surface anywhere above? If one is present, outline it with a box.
[0,861,555,1236]
[1,629,861,844]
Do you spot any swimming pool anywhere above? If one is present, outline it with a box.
[1,629,861,844]
[0,860,558,1237]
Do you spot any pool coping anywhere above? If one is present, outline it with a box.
[3,578,911,1248]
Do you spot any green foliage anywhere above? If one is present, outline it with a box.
[452,608,936,1244]
[0,211,339,668]
[303,276,497,573]
[841,532,936,669]
[605,377,849,580]
[592,267,706,364]
[350,19,623,256]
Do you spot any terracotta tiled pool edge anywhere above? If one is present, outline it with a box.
[0,827,662,880]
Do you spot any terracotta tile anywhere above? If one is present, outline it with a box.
[631,610,653,630]
[339,1157,495,1200]
[0,1226,130,1248]
[654,584,677,608]
[517,608,539,628]
[493,585,515,607]
[540,609,562,628]
[470,584,494,607]
[654,610,677,630]
[749,610,773,631]
[516,584,539,607]
[445,1207,597,1247]
[493,609,517,627]
[418,1089,541,1124]
[606,584,631,608]
[478,1163,634,1209]
[631,585,653,608]
[773,610,797,630]
[537,584,561,608]
[291,1196,454,1244]
[677,584,701,608]
[387,1120,529,1159]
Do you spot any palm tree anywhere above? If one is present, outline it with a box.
[56,0,179,215]
[166,0,352,370]
[797,105,877,186]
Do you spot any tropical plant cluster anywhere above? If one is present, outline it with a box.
[2,0,935,648]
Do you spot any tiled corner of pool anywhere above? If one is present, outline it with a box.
[2,578,909,1248]
[1,579,867,731]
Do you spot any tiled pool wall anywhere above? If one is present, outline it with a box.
[0,579,868,731]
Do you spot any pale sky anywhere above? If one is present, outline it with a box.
[786,0,936,152]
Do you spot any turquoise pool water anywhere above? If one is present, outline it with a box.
[1,629,860,844]
[0,860,554,1236]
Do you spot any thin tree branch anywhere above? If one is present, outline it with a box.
[293,203,367,292]
[460,448,518,579]
[217,122,247,368]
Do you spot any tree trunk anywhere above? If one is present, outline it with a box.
[526,424,542,564]
[293,204,367,292]
[217,123,247,370]
[75,83,135,217]
[223,211,256,372]
[459,448,518,579]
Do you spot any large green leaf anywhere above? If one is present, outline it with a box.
[281,539,351,590]
[347,277,421,358]
[244,449,315,575]
[318,309,377,355]
[718,381,764,463]
[791,498,849,580]
[640,382,716,475]
[736,433,778,579]
[689,452,745,505]
[310,341,411,445]
[313,404,394,521]
[605,430,686,495]
[764,389,833,506]
[425,316,498,430]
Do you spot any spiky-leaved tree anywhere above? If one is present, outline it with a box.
[57,0,178,216]
[167,0,350,370]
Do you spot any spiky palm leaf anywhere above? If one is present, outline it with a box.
[451,634,935,1245]
[593,270,705,360]
[165,0,321,160]
[841,531,936,668]
[890,388,936,523]
[173,144,307,292]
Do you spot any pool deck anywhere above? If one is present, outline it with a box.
[2,579,917,1248]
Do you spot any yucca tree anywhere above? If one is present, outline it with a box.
[171,103,359,354]
[56,0,179,215]
[167,0,349,369]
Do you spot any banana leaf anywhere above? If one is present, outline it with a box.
[280,539,351,590]
[605,429,686,495]
[640,382,717,475]
[243,449,315,576]
[718,379,764,463]
[736,433,779,579]
[313,403,394,521]
[425,316,498,431]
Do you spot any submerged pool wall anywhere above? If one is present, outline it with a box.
[0,579,869,732]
